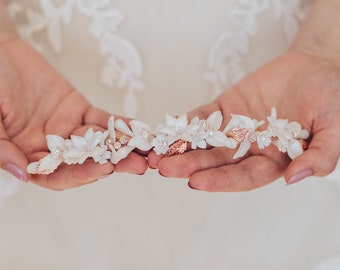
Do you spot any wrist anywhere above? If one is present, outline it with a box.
[291,0,340,68]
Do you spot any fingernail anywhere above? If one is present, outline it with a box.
[188,182,197,190]
[287,169,312,185]
[4,163,29,183]
[188,182,202,191]
[158,171,166,178]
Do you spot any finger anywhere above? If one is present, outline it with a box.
[31,154,148,190]
[84,107,112,129]
[0,119,29,182]
[28,151,147,190]
[114,152,148,175]
[147,150,163,169]
[285,128,340,184]
[157,147,239,178]
[44,91,91,136]
[29,159,115,190]
[84,107,134,129]
[0,140,29,182]
[188,154,288,192]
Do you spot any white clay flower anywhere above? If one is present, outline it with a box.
[63,128,109,164]
[127,120,154,151]
[204,111,237,148]
[106,116,135,164]
[257,108,309,159]
[188,111,237,149]
[157,113,191,144]
[187,116,208,149]
[224,113,264,159]
[151,133,170,155]
[27,134,68,174]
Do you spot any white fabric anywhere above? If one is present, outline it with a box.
[0,171,19,207]
[1,0,340,269]
[311,256,340,270]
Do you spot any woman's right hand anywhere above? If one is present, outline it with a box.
[0,35,148,190]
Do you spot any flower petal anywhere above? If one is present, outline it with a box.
[115,119,134,137]
[207,111,222,130]
[176,114,188,130]
[130,120,151,134]
[63,150,88,164]
[128,137,152,151]
[206,131,237,148]
[107,116,116,140]
[233,140,251,159]
[46,135,65,151]
[299,129,310,140]
[83,128,95,141]
[70,135,87,149]
[165,114,177,126]
[287,140,303,159]
[223,114,254,133]
[256,131,272,149]
[118,146,135,159]
[196,140,207,149]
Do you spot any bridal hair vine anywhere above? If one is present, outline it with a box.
[27,108,310,174]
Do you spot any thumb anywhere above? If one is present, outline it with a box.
[0,122,29,183]
[285,129,340,185]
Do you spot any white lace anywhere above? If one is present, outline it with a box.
[205,0,309,97]
[6,0,310,113]
[7,0,144,117]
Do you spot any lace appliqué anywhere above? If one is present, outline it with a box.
[7,0,144,117]
[206,0,310,97]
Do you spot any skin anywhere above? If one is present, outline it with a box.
[0,2,148,190]
[148,0,340,192]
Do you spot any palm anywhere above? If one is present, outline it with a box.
[149,50,340,191]
[0,38,147,190]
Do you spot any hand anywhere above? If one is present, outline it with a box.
[0,36,148,190]
[148,49,340,191]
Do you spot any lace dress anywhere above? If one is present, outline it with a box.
[1,0,340,269]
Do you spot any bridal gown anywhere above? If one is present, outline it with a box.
[1,0,340,269]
